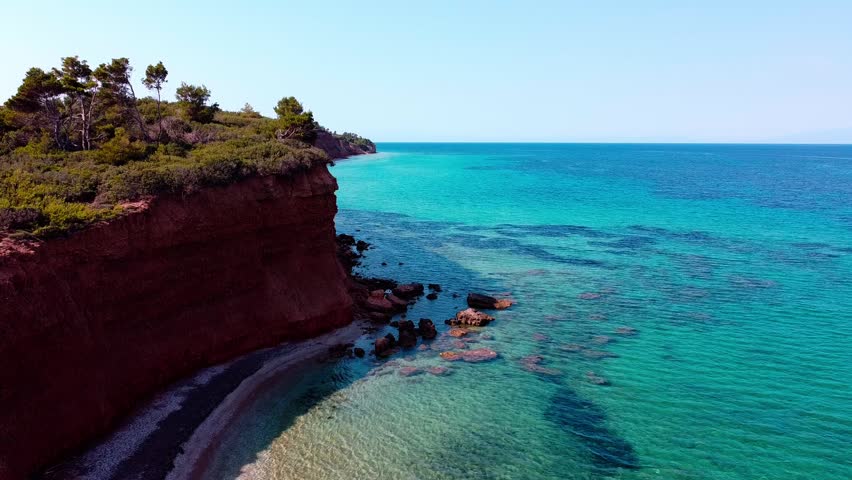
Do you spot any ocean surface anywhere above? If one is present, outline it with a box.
[205,144,852,479]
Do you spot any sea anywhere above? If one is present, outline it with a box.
[202,143,852,479]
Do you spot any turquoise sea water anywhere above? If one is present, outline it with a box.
[206,144,852,479]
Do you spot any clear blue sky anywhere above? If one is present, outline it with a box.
[1,1,850,143]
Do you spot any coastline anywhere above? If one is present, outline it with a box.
[42,321,367,480]
[167,321,367,480]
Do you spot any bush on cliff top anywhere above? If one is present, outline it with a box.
[0,56,370,238]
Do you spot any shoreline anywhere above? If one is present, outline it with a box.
[41,321,366,480]
[167,321,366,480]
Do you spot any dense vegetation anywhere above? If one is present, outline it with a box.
[0,56,365,238]
[337,132,376,152]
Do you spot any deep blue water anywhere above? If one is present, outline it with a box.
[206,143,852,479]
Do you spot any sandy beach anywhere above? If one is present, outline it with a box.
[41,322,366,480]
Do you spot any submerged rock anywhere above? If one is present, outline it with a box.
[579,292,602,300]
[440,348,499,363]
[559,343,584,353]
[399,366,422,377]
[427,366,450,376]
[532,333,550,342]
[461,348,498,363]
[614,326,638,336]
[354,347,366,358]
[521,354,544,365]
[546,388,639,471]
[440,351,463,361]
[448,328,469,338]
[520,355,561,375]
[582,349,619,360]
[586,371,611,385]
[426,292,438,301]
[428,283,442,292]
[467,292,513,310]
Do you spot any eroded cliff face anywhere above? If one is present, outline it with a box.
[0,164,352,478]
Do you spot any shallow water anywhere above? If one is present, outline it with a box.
[205,144,852,479]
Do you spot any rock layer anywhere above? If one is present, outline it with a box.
[0,164,352,478]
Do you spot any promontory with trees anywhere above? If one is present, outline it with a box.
[0,56,375,238]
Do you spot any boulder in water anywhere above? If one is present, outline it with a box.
[418,319,438,340]
[449,308,494,326]
[375,336,394,357]
[393,283,424,299]
[398,329,417,348]
[387,294,410,312]
[366,290,394,313]
[467,293,513,310]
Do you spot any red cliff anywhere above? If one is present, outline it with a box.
[0,164,352,478]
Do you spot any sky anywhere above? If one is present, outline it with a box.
[1,0,850,143]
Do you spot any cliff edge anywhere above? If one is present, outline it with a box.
[0,163,352,478]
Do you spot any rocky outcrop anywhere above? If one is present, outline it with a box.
[366,290,395,313]
[467,293,513,310]
[393,283,424,299]
[375,335,395,358]
[0,164,352,478]
[447,308,494,327]
[418,319,437,340]
[313,129,376,159]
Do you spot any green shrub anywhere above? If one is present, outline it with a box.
[96,128,150,165]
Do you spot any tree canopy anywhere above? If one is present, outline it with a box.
[0,55,372,238]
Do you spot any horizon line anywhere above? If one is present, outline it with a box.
[372,141,852,146]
